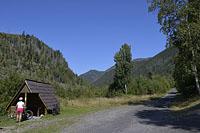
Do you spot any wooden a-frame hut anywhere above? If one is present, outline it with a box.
[6,79,60,116]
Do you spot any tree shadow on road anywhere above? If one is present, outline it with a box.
[129,89,200,132]
[128,95,175,108]
[135,102,200,132]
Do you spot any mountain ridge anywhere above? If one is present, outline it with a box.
[81,47,177,86]
[79,70,105,83]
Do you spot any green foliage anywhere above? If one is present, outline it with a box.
[128,75,172,95]
[0,72,24,115]
[148,0,200,96]
[109,44,133,95]
[54,82,108,99]
[173,52,198,96]
[0,32,78,85]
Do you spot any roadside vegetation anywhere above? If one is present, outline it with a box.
[107,44,173,97]
[147,0,200,112]
[170,95,200,111]
[54,75,173,99]
[128,75,173,95]
[148,0,200,97]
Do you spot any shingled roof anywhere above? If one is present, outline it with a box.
[6,79,59,111]
[25,80,59,110]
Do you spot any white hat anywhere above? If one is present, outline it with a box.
[19,97,23,100]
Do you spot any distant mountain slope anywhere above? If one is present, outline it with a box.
[132,47,177,76]
[0,32,77,84]
[93,68,115,86]
[79,70,105,83]
[82,47,178,86]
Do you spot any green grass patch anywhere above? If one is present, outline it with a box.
[0,115,16,127]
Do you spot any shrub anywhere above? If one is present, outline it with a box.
[127,75,173,95]
[0,72,24,115]
[54,83,109,99]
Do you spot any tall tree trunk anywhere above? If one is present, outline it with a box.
[193,65,200,95]
[192,50,200,95]
[187,0,200,95]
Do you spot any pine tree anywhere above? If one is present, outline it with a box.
[109,44,133,95]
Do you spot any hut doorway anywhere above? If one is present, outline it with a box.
[26,93,45,116]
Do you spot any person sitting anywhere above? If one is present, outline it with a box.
[16,97,25,122]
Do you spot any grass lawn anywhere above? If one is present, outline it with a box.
[0,95,161,133]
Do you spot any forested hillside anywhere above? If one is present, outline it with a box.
[132,47,177,76]
[0,32,77,84]
[82,47,177,86]
[0,32,84,114]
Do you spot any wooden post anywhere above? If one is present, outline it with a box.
[25,92,27,108]
[45,109,47,115]
[37,107,41,117]
[125,84,127,95]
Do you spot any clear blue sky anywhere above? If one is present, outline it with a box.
[0,0,166,75]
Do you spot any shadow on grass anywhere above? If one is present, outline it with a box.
[126,94,164,106]
[127,100,147,106]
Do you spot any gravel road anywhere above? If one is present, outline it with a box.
[62,89,200,133]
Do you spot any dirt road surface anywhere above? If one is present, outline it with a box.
[62,89,200,133]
